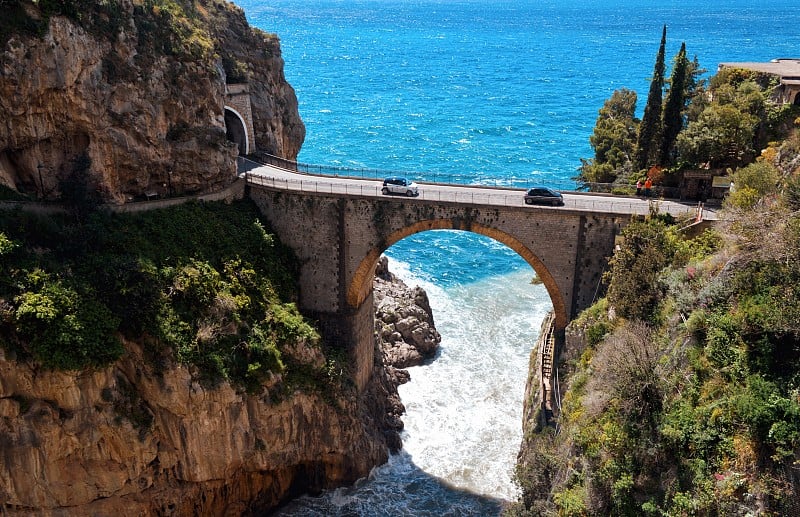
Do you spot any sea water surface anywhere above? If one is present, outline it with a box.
[234,1,800,514]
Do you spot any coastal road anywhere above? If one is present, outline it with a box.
[245,163,717,221]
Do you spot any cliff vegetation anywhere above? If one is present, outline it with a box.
[0,200,344,395]
[0,199,408,514]
[510,66,800,516]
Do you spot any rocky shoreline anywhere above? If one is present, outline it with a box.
[371,255,442,452]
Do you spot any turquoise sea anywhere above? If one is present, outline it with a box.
[234,1,800,514]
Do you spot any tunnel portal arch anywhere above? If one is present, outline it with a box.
[346,219,568,330]
[224,106,249,155]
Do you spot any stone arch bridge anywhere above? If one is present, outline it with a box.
[246,163,710,391]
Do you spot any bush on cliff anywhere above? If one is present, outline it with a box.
[0,200,331,396]
[1,0,239,67]
[509,167,800,515]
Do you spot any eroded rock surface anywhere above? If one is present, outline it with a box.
[0,1,304,203]
[0,338,388,515]
[374,255,441,370]
[0,256,441,514]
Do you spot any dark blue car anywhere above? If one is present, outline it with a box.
[524,186,564,206]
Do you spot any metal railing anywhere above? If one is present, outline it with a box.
[249,152,565,190]
[580,181,681,199]
[245,170,698,218]
[250,153,694,199]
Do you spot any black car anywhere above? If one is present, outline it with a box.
[524,186,564,206]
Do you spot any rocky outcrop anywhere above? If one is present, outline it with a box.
[0,256,440,514]
[374,255,441,369]
[372,256,442,450]
[0,337,388,515]
[0,1,304,203]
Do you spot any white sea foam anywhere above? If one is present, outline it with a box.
[392,259,549,501]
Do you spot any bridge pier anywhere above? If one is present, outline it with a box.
[309,293,376,392]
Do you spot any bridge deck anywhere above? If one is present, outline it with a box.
[244,161,718,221]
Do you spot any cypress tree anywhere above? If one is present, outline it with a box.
[684,55,706,102]
[683,55,708,124]
[660,42,688,165]
[635,25,667,170]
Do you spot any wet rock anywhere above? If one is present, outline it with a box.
[374,256,442,370]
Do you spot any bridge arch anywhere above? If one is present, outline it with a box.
[249,183,631,391]
[224,106,250,155]
[346,219,568,329]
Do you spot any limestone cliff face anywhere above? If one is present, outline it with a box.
[0,0,304,203]
[0,257,441,514]
[0,338,388,515]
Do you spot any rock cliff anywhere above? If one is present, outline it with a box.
[0,0,304,203]
[373,255,442,451]
[0,339,387,515]
[0,255,440,514]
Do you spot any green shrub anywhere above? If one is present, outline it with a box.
[171,259,223,309]
[271,302,319,344]
[671,228,721,266]
[237,324,285,393]
[585,320,611,347]
[611,186,635,196]
[606,216,675,321]
[684,308,707,337]
[726,185,761,210]
[0,200,321,395]
[785,174,800,211]
[14,272,122,370]
[704,311,745,374]
[87,256,162,336]
[725,161,780,210]
[0,231,16,256]
[553,484,588,516]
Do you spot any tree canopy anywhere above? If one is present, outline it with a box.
[675,99,759,168]
[635,24,667,170]
[579,88,639,184]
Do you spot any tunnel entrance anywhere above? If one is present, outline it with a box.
[224,107,249,155]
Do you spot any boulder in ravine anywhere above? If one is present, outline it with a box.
[370,255,442,451]
[374,255,442,370]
